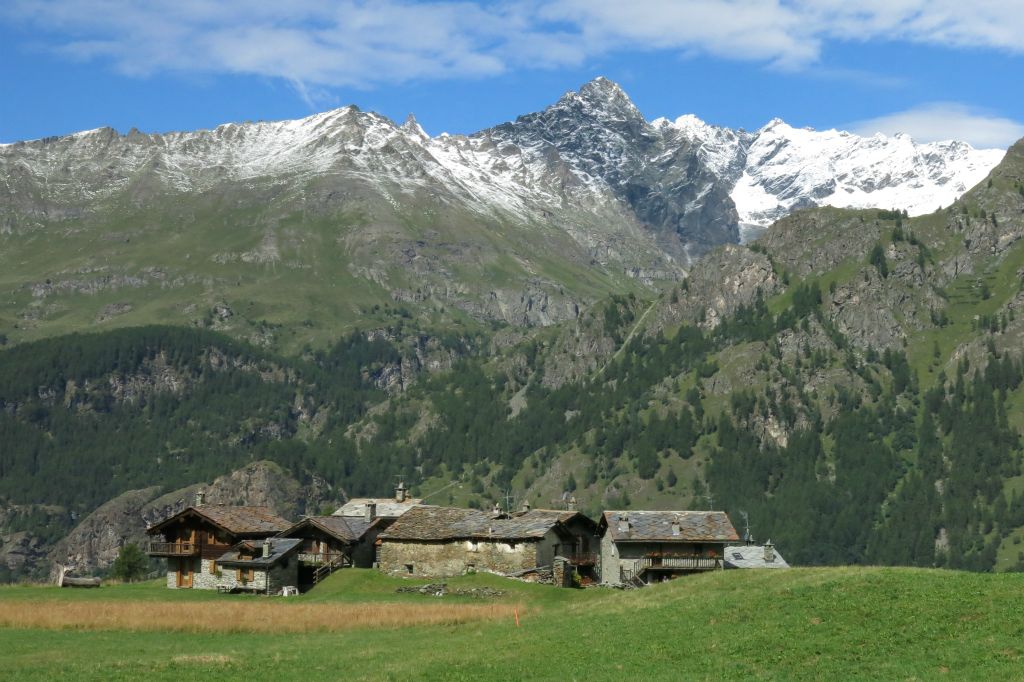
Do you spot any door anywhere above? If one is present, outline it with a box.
[177,558,193,588]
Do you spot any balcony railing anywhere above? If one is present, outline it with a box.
[564,553,598,566]
[655,557,721,570]
[298,552,348,566]
[148,541,233,557]
[620,556,721,581]
[148,542,197,556]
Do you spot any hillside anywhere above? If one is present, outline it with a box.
[0,84,1022,581]
[1,567,1022,680]
[2,139,1024,580]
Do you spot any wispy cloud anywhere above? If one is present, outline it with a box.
[850,103,1024,149]
[4,1,1024,95]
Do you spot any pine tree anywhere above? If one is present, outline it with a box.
[111,543,148,583]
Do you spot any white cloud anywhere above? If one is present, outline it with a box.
[850,103,1024,149]
[4,0,1024,96]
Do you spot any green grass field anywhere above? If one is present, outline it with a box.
[1,567,1022,680]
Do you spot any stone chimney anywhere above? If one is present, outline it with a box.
[671,519,681,537]
[764,540,775,563]
[395,481,407,503]
[195,490,206,507]
[567,496,577,512]
[364,502,377,523]
[521,500,531,513]
[492,502,502,517]
[262,539,272,558]
[617,514,630,533]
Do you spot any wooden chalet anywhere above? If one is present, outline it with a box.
[278,510,387,590]
[145,491,291,590]
[598,510,740,585]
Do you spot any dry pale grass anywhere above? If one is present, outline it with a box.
[0,600,521,633]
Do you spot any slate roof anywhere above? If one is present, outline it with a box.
[281,515,379,543]
[216,537,303,568]
[379,505,587,541]
[600,511,739,543]
[724,545,790,569]
[333,498,422,519]
[146,505,292,536]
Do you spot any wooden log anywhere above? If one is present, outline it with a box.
[61,576,102,588]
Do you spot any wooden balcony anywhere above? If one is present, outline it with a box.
[652,557,721,570]
[148,541,232,558]
[148,542,198,556]
[564,553,597,566]
[298,552,348,566]
[620,556,721,581]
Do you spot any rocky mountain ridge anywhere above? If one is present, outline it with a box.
[7,77,997,255]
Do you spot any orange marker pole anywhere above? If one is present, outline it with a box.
[514,608,520,627]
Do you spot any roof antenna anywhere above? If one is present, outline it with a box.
[739,510,753,544]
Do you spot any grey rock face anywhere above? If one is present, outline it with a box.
[47,460,331,580]
[485,77,739,259]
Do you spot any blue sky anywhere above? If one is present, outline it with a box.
[2,1,1022,148]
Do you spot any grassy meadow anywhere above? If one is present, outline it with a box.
[1,567,1022,680]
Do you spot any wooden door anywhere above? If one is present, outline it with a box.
[177,559,193,588]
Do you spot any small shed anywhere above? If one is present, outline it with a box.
[214,538,302,594]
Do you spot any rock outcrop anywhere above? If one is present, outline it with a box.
[47,461,333,580]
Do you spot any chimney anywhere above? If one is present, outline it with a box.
[617,514,630,533]
[671,520,681,537]
[195,490,206,507]
[567,496,577,512]
[492,502,502,518]
[262,539,272,558]
[521,500,531,513]
[364,502,377,523]
[395,481,407,503]
[764,540,775,563]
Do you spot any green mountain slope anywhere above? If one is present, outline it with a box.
[3,141,1024,581]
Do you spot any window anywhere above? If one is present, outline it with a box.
[732,552,744,561]
[405,563,414,574]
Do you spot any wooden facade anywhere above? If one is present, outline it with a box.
[145,493,291,590]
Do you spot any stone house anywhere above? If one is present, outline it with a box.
[598,510,739,585]
[214,537,302,594]
[724,541,789,569]
[279,509,388,589]
[377,505,597,579]
[145,491,291,590]
[332,481,422,519]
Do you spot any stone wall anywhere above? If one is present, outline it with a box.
[379,539,539,578]
[552,556,573,588]
[164,557,202,589]
[216,566,269,592]
[599,535,619,584]
[214,557,299,594]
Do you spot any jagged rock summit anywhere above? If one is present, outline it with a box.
[0,77,1004,341]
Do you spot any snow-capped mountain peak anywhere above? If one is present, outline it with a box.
[663,108,1005,240]
[0,76,1008,265]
